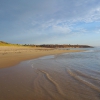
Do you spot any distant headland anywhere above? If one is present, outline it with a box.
[0,41,93,48]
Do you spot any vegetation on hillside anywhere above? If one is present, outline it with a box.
[23,44,93,48]
[0,41,21,46]
[0,41,93,48]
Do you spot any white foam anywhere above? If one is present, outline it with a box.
[83,49,94,53]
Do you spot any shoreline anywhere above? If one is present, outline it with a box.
[0,46,98,100]
[0,46,83,68]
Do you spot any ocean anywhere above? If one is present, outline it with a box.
[0,47,100,100]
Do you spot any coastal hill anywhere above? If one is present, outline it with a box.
[0,41,11,46]
[24,43,93,48]
[38,44,93,48]
[0,41,93,48]
[0,41,21,46]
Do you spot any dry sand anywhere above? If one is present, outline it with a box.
[0,46,82,68]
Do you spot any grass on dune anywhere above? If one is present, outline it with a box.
[0,41,22,46]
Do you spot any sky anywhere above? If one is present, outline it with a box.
[0,0,100,46]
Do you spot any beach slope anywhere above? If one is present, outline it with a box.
[0,46,82,68]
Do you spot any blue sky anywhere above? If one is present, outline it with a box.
[0,0,100,46]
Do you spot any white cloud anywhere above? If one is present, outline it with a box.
[93,29,100,34]
[52,25,71,34]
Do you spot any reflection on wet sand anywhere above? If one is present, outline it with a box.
[0,54,100,100]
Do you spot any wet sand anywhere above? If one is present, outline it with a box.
[0,54,100,100]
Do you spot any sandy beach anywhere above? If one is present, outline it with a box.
[0,46,81,68]
[0,46,100,100]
